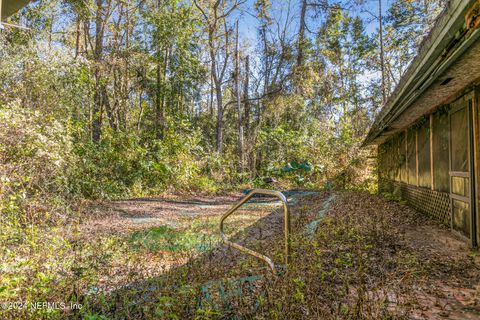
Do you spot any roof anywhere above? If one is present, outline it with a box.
[364,0,480,146]
[1,0,32,20]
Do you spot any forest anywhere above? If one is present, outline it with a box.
[0,0,444,202]
[4,0,477,319]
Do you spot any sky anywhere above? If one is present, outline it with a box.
[17,0,396,49]
[229,0,396,87]
[234,0,395,44]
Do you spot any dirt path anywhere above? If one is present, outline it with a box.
[404,223,480,319]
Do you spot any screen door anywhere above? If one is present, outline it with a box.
[449,97,475,243]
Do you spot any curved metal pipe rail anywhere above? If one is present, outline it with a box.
[219,189,290,273]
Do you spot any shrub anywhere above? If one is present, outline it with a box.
[0,101,74,231]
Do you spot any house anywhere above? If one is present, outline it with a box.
[364,0,480,247]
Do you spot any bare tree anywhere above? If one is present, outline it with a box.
[378,0,386,104]
[193,0,245,153]
[234,21,245,172]
[296,0,307,69]
[92,0,110,143]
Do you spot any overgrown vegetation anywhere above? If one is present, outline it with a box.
[1,0,446,218]
[69,193,479,319]
[0,0,450,318]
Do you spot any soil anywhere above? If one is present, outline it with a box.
[404,223,480,319]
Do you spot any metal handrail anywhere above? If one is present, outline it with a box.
[219,189,290,273]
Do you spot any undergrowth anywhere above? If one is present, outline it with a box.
[2,192,478,319]
[71,193,428,319]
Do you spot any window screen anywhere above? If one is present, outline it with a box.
[450,106,469,172]
[378,134,404,182]
[417,119,431,188]
[379,132,410,184]
[398,132,407,183]
[390,137,397,181]
[378,142,389,181]
[386,139,394,181]
[388,139,396,180]
[432,109,449,192]
[407,128,417,185]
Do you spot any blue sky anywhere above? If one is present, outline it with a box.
[233,0,394,44]
[228,0,395,88]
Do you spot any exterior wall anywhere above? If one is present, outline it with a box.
[378,88,480,243]
[378,106,451,226]
[379,179,451,225]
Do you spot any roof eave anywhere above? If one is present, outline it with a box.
[1,0,32,20]
[364,0,479,146]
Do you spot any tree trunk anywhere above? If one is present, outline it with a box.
[235,21,245,173]
[137,91,144,132]
[209,72,214,117]
[161,48,170,130]
[92,0,105,143]
[261,25,269,95]
[209,25,224,153]
[75,18,81,59]
[155,62,165,140]
[297,0,307,68]
[215,81,223,153]
[92,71,103,143]
[243,55,251,172]
[243,55,250,138]
[379,0,386,104]
[154,0,166,140]
[192,0,235,154]
[102,85,117,130]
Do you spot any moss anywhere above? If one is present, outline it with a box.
[128,225,217,253]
